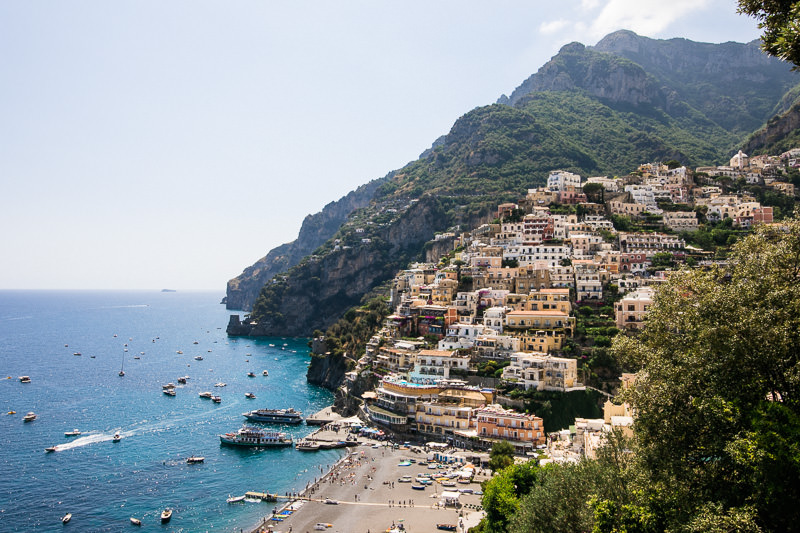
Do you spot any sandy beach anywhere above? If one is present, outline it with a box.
[246,421,487,533]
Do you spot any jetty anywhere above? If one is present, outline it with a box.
[245,492,278,502]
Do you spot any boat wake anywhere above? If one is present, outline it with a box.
[55,432,114,451]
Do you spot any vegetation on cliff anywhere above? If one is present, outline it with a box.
[477,212,800,532]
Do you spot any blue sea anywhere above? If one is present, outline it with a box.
[0,291,340,532]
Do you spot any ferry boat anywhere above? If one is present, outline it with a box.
[243,407,303,424]
[219,426,292,447]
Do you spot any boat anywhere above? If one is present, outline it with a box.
[163,388,176,396]
[199,391,212,399]
[211,395,222,403]
[213,382,226,387]
[19,376,31,383]
[23,412,36,422]
[177,350,183,354]
[245,392,256,399]
[437,525,457,531]
[411,484,426,490]
[162,383,176,389]
[61,513,72,524]
[64,429,81,437]
[242,407,303,424]
[7,411,16,415]
[194,356,202,360]
[73,352,81,356]
[247,372,256,378]
[130,517,142,526]
[262,370,268,376]
[295,441,320,451]
[227,494,246,503]
[45,446,57,453]
[177,377,187,384]
[219,426,293,447]
[160,509,172,523]
[112,432,121,442]
[187,456,205,464]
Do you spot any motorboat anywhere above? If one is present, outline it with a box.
[23,412,36,422]
[187,456,205,464]
[162,383,176,389]
[61,513,72,524]
[214,382,226,387]
[160,509,172,523]
[112,432,121,442]
[242,407,303,424]
[73,352,81,356]
[64,429,81,437]
[227,494,246,503]
[247,372,256,378]
[295,441,320,451]
[262,370,268,376]
[199,391,212,399]
[19,376,31,383]
[130,517,142,526]
[211,396,222,403]
[163,388,176,396]
[219,426,292,447]
[245,392,256,399]
[194,356,202,360]
[177,377,187,384]
[45,446,57,453]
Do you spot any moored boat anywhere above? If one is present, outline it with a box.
[243,407,303,424]
[163,388,176,396]
[227,494,246,503]
[187,455,205,464]
[160,509,172,523]
[295,441,320,451]
[219,426,293,447]
[130,517,142,526]
[199,391,212,398]
[211,395,222,403]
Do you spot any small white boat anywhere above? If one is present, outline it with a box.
[130,517,141,526]
[194,356,202,360]
[214,382,226,387]
[211,396,222,403]
[61,513,72,524]
[245,392,256,399]
[163,388,176,396]
[23,412,36,422]
[112,432,121,442]
[65,429,81,437]
[19,376,31,383]
[45,446,57,453]
[247,372,255,378]
[262,370,268,376]
[160,509,172,523]
[187,456,205,464]
[227,494,246,504]
[199,391,212,399]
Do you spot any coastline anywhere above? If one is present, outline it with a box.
[245,414,487,533]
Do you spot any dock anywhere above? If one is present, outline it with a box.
[245,492,278,502]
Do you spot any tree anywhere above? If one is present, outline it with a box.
[583,182,606,203]
[488,441,515,472]
[739,1,800,68]
[612,211,800,531]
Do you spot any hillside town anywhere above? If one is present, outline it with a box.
[325,150,798,464]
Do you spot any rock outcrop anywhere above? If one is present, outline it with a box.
[225,176,389,310]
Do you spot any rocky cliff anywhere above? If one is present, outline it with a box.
[231,195,450,337]
[225,176,389,310]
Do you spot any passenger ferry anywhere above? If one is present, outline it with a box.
[219,426,293,447]
[242,407,303,424]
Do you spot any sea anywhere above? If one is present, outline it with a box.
[0,290,341,532]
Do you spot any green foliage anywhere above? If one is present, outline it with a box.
[488,441,516,472]
[517,389,604,432]
[739,0,800,68]
[611,212,800,531]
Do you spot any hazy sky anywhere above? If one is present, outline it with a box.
[1,1,763,290]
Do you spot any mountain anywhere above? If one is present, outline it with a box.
[227,31,800,336]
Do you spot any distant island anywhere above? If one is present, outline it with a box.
[160,289,176,292]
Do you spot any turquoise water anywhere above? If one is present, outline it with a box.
[0,291,339,532]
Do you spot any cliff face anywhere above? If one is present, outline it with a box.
[743,101,800,154]
[233,196,449,337]
[225,176,388,310]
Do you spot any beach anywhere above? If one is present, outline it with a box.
[248,421,487,533]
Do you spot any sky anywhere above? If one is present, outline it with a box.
[0,1,763,290]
